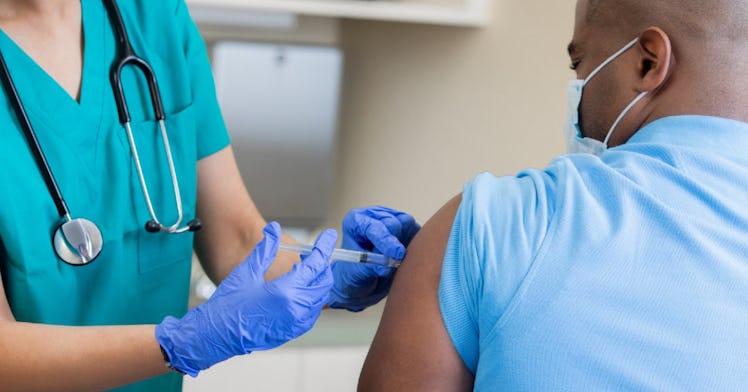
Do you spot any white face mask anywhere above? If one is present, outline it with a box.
[564,38,649,155]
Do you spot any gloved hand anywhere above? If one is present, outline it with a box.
[328,206,420,312]
[155,222,335,377]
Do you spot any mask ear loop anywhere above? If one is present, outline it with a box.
[582,37,646,147]
[583,38,640,86]
[602,91,649,146]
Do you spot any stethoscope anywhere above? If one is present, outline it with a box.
[0,0,201,266]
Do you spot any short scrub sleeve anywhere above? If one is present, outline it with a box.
[438,170,556,373]
[174,0,231,160]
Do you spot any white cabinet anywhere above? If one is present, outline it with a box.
[186,0,491,27]
[212,42,343,228]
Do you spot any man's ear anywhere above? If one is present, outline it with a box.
[636,26,674,92]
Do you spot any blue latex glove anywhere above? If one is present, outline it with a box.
[328,206,420,312]
[155,222,335,377]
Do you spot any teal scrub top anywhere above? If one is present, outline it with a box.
[0,1,230,390]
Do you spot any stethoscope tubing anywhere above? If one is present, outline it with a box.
[0,50,103,266]
[0,51,71,222]
[104,0,194,233]
[123,120,186,232]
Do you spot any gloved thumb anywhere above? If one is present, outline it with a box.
[247,222,282,277]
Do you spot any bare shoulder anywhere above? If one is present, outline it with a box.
[358,194,473,391]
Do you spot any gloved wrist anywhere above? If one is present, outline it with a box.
[155,311,231,377]
[155,222,335,376]
[159,343,185,375]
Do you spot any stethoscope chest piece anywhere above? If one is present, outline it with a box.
[53,218,103,266]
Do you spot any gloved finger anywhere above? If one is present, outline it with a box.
[342,210,372,249]
[374,209,421,248]
[295,229,337,283]
[393,212,421,246]
[246,222,282,277]
[363,207,414,229]
[275,229,337,287]
[342,206,421,260]
[347,208,403,235]
[364,206,403,219]
[311,228,338,260]
[357,218,407,260]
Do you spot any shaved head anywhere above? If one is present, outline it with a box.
[573,0,748,91]
[581,0,748,48]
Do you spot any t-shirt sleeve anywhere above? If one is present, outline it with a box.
[173,0,231,160]
[438,170,556,373]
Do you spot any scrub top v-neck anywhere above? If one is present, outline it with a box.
[0,1,230,391]
[0,0,107,160]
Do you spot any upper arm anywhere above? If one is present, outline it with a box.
[194,147,301,283]
[359,194,473,391]
[194,147,266,282]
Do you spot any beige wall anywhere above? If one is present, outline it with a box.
[326,0,578,228]
[197,0,580,229]
[189,0,582,356]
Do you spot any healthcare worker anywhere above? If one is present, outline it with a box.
[359,0,748,390]
[0,0,419,391]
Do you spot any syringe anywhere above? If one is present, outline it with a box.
[278,243,401,268]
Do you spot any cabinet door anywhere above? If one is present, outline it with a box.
[213,41,343,228]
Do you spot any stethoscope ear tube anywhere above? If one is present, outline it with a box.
[104,0,198,235]
[110,56,166,123]
[104,0,165,123]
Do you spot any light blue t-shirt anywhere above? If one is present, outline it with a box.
[0,1,229,390]
[440,116,748,390]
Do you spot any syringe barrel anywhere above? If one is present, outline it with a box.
[278,243,400,268]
